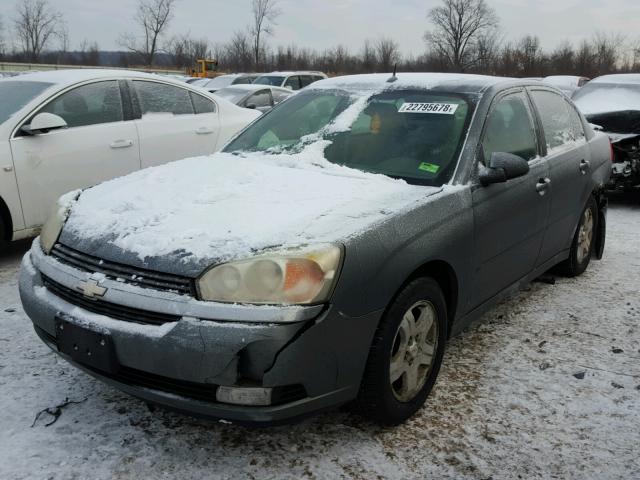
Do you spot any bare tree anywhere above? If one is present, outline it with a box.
[168,33,209,69]
[119,0,175,66]
[375,38,400,72]
[361,39,377,72]
[425,0,499,72]
[13,0,62,62]
[0,15,5,58]
[250,0,280,69]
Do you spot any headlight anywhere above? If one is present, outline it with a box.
[197,244,342,305]
[40,191,80,254]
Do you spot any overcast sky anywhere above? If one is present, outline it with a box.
[10,0,640,55]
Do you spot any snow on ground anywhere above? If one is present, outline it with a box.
[1,195,639,480]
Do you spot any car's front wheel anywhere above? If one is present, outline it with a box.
[356,277,447,425]
[559,196,598,277]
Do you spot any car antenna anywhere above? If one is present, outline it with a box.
[387,64,398,83]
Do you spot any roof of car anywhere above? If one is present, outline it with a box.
[217,84,292,93]
[308,73,514,94]
[590,74,640,85]
[258,71,327,77]
[3,68,172,85]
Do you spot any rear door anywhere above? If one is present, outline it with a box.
[528,88,590,262]
[471,89,551,306]
[131,80,220,168]
[10,80,140,228]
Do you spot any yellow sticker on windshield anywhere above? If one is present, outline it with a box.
[399,103,458,114]
[418,162,440,174]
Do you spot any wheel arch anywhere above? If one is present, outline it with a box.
[397,260,459,337]
[0,195,12,241]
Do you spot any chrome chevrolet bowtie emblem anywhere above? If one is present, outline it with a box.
[77,279,107,299]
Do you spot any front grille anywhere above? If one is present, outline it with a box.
[51,243,195,296]
[42,275,180,326]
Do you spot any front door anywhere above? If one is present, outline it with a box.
[10,80,140,228]
[471,90,551,307]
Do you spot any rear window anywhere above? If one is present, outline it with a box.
[0,81,52,125]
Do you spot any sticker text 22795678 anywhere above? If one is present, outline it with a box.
[398,103,459,115]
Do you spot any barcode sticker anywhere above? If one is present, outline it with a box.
[398,103,459,114]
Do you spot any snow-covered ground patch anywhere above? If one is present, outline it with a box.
[1,196,639,479]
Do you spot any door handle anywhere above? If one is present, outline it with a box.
[109,139,134,149]
[195,127,214,135]
[579,159,590,175]
[536,178,551,196]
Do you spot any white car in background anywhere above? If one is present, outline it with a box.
[195,73,262,92]
[213,84,294,113]
[0,69,260,243]
[543,75,590,96]
[253,71,327,91]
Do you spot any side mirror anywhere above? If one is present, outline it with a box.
[245,103,257,110]
[21,112,67,135]
[479,152,530,186]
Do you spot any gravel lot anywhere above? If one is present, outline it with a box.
[1,195,639,480]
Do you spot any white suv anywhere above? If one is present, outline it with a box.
[253,71,327,91]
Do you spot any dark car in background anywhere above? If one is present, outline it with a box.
[573,74,640,191]
[20,73,611,426]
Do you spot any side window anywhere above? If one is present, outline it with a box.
[272,90,290,104]
[284,76,301,90]
[530,90,585,152]
[190,92,216,114]
[234,76,253,85]
[299,75,315,88]
[482,92,538,163]
[246,90,272,108]
[39,81,123,128]
[133,81,194,116]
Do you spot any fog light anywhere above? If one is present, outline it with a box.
[216,386,273,406]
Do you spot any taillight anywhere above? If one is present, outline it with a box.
[609,140,615,163]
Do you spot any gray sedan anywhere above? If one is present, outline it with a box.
[20,73,611,425]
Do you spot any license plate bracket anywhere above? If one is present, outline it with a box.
[55,315,120,374]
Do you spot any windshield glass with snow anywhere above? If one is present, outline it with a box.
[214,87,249,104]
[225,89,472,186]
[0,81,53,125]
[254,76,285,87]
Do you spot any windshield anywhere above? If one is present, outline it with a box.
[254,76,285,86]
[573,82,640,115]
[205,76,237,89]
[0,81,52,124]
[224,89,473,186]
[214,87,249,104]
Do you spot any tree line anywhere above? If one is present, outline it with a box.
[1,0,639,79]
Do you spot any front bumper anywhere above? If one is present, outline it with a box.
[19,242,381,424]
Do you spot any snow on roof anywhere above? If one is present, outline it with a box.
[543,76,585,87]
[2,68,166,85]
[64,147,433,264]
[216,84,291,93]
[310,73,509,93]
[591,74,640,85]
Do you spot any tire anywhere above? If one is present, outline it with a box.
[558,196,598,277]
[356,277,448,425]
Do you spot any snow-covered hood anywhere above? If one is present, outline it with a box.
[60,148,435,276]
